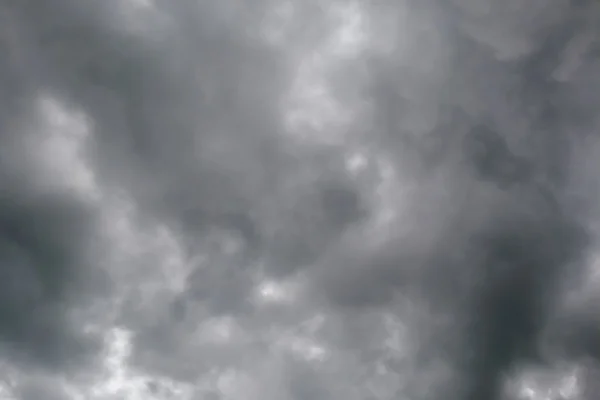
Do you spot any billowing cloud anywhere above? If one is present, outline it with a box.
[1,0,600,399]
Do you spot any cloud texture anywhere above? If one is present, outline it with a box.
[1,0,600,399]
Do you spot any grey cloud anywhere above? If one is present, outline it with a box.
[0,0,113,376]
[3,0,600,399]
[15,377,69,400]
[311,2,600,399]
[263,171,367,277]
[0,146,106,370]
[286,358,332,400]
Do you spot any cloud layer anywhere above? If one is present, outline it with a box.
[1,0,600,399]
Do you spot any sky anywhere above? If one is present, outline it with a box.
[1,0,600,399]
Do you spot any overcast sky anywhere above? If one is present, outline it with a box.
[1,0,600,399]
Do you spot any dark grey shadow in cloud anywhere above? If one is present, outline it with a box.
[264,174,367,278]
[0,3,107,371]
[463,124,534,189]
[0,189,105,370]
[461,208,588,400]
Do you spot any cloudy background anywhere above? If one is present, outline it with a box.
[1,0,600,399]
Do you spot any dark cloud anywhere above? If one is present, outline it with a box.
[312,2,600,399]
[2,0,600,399]
[0,122,105,371]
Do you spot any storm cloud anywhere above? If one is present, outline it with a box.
[1,0,600,399]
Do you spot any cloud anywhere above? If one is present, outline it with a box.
[0,92,107,371]
[2,0,600,399]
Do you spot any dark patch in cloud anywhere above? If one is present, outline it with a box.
[0,2,110,373]
[261,160,368,278]
[462,211,588,400]
[0,155,105,370]
[463,124,534,188]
